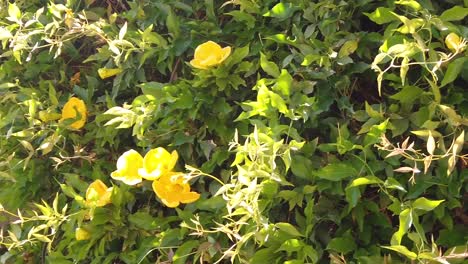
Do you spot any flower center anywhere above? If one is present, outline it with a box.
[171,183,184,193]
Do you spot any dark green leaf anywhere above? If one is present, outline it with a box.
[314,163,358,181]
[173,240,199,264]
[327,236,357,254]
[260,52,280,78]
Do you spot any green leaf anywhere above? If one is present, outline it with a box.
[173,240,199,264]
[348,176,384,188]
[32,233,52,243]
[166,9,180,38]
[437,105,467,126]
[411,129,443,138]
[327,237,357,254]
[364,119,389,146]
[139,82,165,97]
[441,57,467,87]
[284,260,303,264]
[387,42,420,57]
[48,82,59,106]
[274,69,292,97]
[128,212,159,230]
[395,0,422,10]
[365,102,383,119]
[314,163,358,181]
[8,3,21,23]
[250,248,279,263]
[425,77,441,103]
[265,34,298,46]
[390,86,423,103]
[269,91,288,114]
[440,6,468,21]
[0,82,17,89]
[0,27,13,41]
[291,155,313,179]
[364,7,397,25]
[345,186,361,209]
[391,208,412,245]
[382,245,417,260]
[339,40,359,58]
[263,3,300,21]
[400,57,409,86]
[229,45,249,65]
[275,222,304,237]
[260,52,280,78]
[412,197,444,211]
[119,22,127,40]
[276,239,303,254]
[227,11,256,29]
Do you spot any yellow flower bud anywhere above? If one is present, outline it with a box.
[85,180,112,207]
[445,33,461,52]
[75,228,91,241]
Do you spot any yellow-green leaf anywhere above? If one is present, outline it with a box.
[98,68,123,79]
[339,40,359,58]
[412,197,444,211]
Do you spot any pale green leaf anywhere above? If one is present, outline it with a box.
[382,245,417,260]
[364,7,397,25]
[412,197,444,211]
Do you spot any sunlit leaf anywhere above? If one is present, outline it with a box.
[412,197,444,212]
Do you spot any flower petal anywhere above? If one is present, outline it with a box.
[60,97,87,129]
[111,149,143,185]
[194,41,222,59]
[190,59,208,69]
[85,180,112,207]
[140,148,178,180]
[220,46,231,63]
[86,180,108,201]
[180,191,200,204]
[111,171,142,185]
[169,150,179,171]
[160,198,180,208]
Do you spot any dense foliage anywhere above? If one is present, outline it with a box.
[0,0,467,263]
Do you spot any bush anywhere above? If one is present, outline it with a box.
[0,0,466,263]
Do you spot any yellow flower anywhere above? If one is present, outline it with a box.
[138,147,178,181]
[190,41,231,69]
[60,97,87,130]
[85,180,112,207]
[152,172,200,208]
[111,149,144,185]
[75,228,91,241]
